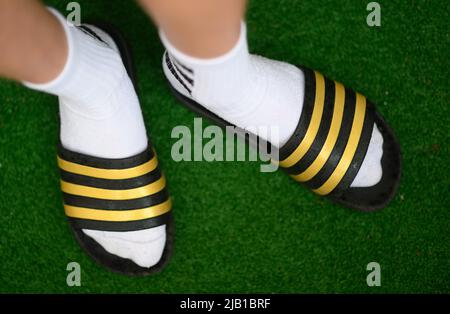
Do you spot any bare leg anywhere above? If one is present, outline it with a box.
[137,0,246,58]
[0,0,67,83]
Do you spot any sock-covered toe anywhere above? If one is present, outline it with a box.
[350,125,383,187]
[83,226,167,268]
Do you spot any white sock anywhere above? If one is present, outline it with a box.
[161,22,382,187]
[24,8,165,268]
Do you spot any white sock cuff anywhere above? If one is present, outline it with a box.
[159,21,248,66]
[22,8,75,92]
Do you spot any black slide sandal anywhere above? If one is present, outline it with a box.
[164,52,401,211]
[56,24,174,276]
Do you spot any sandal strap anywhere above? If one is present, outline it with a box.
[278,67,374,196]
[57,143,172,231]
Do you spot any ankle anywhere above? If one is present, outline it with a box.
[161,22,252,107]
[24,9,126,118]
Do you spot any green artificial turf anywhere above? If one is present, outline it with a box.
[0,0,448,293]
